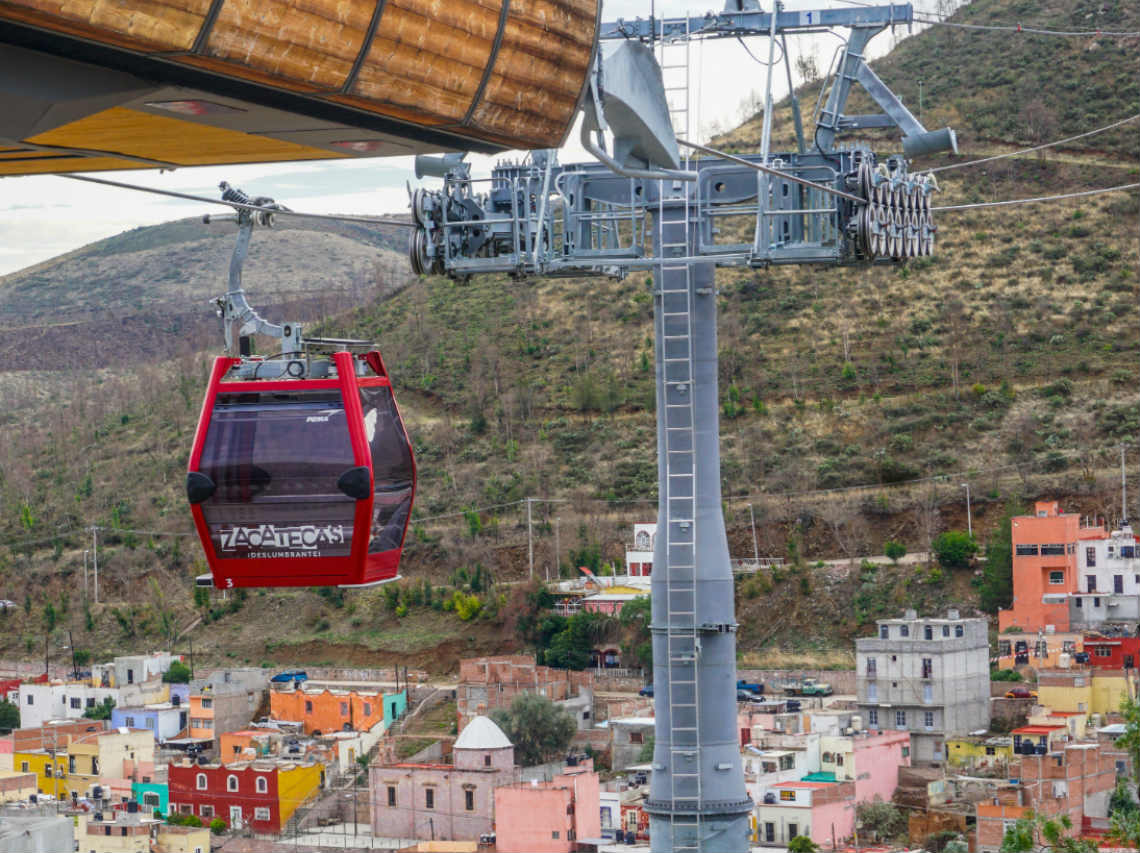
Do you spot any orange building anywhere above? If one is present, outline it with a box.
[999,502,1106,634]
[270,688,387,735]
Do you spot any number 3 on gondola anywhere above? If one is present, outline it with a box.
[186,351,415,588]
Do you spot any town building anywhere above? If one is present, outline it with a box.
[269,685,406,735]
[609,717,655,771]
[153,823,211,853]
[624,523,656,576]
[975,743,1115,852]
[112,703,188,743]
[754,779,855,848]
[219,729,281,764]
[1081,635,1140,669]
[167,758,324,833]
[1070,523,1140,628]
[16,681,121,728]
[456,656,593,731]
[945,736,1013,771]
[998,502,1108,633]
[77,807,160,853]
[186,669,268,747]
[1036,668,1131,717]
[495,758,602,852]
[856,609,990,765]
[0,769,37,802]
[91,653,181,688]
[368,715,521,841]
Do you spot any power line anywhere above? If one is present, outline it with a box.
[932,182,1140,211]
[927,113,1140,173]
[58,174,416,229]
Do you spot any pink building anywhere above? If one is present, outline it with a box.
[369,716,520,841]
[852,730,910,803]
[495,760,602,852]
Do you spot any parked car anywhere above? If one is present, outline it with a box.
[271,670,308,683]
[638,684,654,697]
[1004,686,1038,699]
[737,689,760,702]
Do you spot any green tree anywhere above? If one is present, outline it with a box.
[489,693,576,767]
[637,734,655,764]
[619,596,653,675]
[1000,812,1097,853]
[163,661,192,684]
[0,699,20,733]
[1118,698,1140,784]
[84,697,115,720]
[209,817,227,833]
[932,530,978,569]
[856,798,907,842]
[884,540,906,563]
[1109,779,1137,819]
[980,501,1024,612]
[789,837,820,853]
[73,649,91,668]
[42,602,58,633]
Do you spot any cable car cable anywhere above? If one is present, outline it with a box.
[931,182,1140,211]
[826,0,1140,36]
[57,174,416,229]
[926,113,1140,173]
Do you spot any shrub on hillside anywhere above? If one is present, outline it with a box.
[932,531,978,569]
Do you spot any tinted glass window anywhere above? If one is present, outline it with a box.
[198,390,356,559]
[360,386,414,554]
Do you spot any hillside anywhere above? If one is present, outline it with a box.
[0,0,1136,673]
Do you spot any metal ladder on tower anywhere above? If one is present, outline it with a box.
[658,178,701,851]
[657,16,692,157]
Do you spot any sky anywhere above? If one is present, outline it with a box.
[0,0,933,276]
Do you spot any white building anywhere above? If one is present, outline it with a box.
[1070,523,1140,626]
[624,523,656,577]
[855,609,990,765]
[16,683,120,729]
[92,652,179,688]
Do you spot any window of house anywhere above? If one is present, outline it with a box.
[465,790,475,811]
[1087,548,1096,568]
[124,716,135,727]
[630,732,644,744]
[86,698,95,708]
[146,718,155,729]
[899,625,909,638]
[879,625,889,639]
[1124,546,1137,559]
[1016,544,1039,556]
[955,625,964,637]
[922,658,933,678]
[25,695,32,705]
[1109,546,1115,557]
[44,765,52,778]
[866,658,876,675]
[387,786,396,807]
[200,805,214,818]
[867,683,877,701]
[1041,544,1065,555]
[1076,597,1083,608]
[1115,575,1124,594]
[256,777,267,794]
[780,790,795,801]
[20,762,28,773]
[1000,641,1012,656]
[305,701,313,713]
[901,746,909,758]
[201,698,212,709]
[895,710,907,729]
[789,823,799,840]
[340,702,349,716]
[1095,598,1101,608]
[196,773,207,790]
[923,684,933,704]
[425,789,435,809]
[227,775,239,792]
[779,755,794,770]
[868,709,878,728]
[70,697,81,709]
[765,823,776,843]
[1096,646,1112,657]
[835,754,844,767]
[1049,571,1065,585]
[924,626,933,640]
[254,808,271,821]
[364,703,372,716]
[143,793,159,808]
[180,805,193,816]
[484,754,491,767]
[924,711,934,729]
[552,832,560,840]
[942,625,950,637]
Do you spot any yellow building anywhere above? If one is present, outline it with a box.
[946,736,1013,770]
[1037,669,1134,716]
[155,823,211,853]
[1029,709,1088,740]
[12,750,73,798]
[277,762,325,827]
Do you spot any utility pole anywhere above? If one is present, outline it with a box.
[748,504,759,564]
[961,483,972,537]
[1122,445,1128,524]
[526,497,534,581]
[554,518,561,580]
[83,550,89,601]
[69,630,78,680]
[90,526,99,604]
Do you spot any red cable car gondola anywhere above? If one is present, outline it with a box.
[187,349,415,589]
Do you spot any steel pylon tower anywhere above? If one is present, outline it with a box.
[645,184,751,853]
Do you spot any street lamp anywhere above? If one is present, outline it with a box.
[961,483,972,538]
